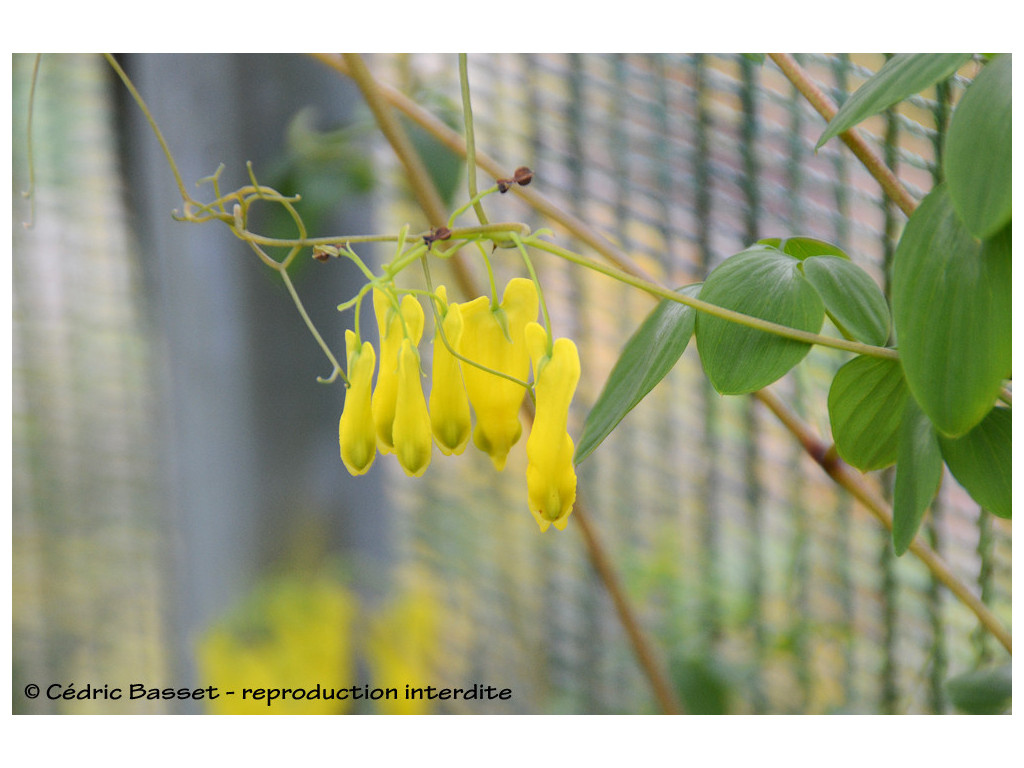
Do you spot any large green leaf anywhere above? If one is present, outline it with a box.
[828,355,908,471]
[938,406,1011,519]
[946,665,1012,715]
[801,256,892,346]
[944,54,1012,239]
[892,399,943,555]
[816,53,972,149]
[891,186,1011,436]
[695,247,824,395]
[574,285,701,465]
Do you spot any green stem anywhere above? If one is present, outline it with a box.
[512,233,553,353]
[277,263,346,385]
[530,237,899,361]
[459,53,489,227]
[448,186,500,229]
[103,54,190,204]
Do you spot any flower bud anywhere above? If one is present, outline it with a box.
[339,331,377,476]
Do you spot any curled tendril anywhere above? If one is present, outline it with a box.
[317,365,344,385]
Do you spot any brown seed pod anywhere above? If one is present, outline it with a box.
[423,226,452,250]
[496,166,534,193]
[512,166,533,186]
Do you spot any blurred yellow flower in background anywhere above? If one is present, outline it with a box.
[365,583,444,715]
[197,572,358,715]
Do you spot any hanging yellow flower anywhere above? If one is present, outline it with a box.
[339,330,377,476]
[393,338,433,476]
[428,286,472,455]
[459,278,539,470]
[525,321,580,531]
[372,289,424,453]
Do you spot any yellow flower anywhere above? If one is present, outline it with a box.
[197,573,358,715]
[428,286,471,455]
[525,322,580,532]
[365,582,443,715]
[393,338,432,476]
[372,289,424,453]
[459,278,539,470]
[339,330,377,476]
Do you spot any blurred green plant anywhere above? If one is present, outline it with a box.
[946,664,1011,715]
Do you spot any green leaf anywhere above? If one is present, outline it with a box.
[946,665,1012,715]
[891,185,1011,436]
[574,285,701,465]
[801,256,892,346]
[670,654,733,715]
[944,54,1012,239]
[938,406,1011,519]
[757,236,848,261]
[817,53,972,149]
[828,356,908,471]
[695,247,824,395]
[892,399,943,555]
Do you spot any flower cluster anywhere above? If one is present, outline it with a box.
[339,277,579,532]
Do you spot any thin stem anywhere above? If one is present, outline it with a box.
[448,185,500,229]
[767,53,918,219]
[459,54,489,227]
[512,233,553,351]
[103,54,190,204]
[277,264,346,386]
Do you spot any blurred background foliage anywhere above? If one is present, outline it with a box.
[12,53,1010,714]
